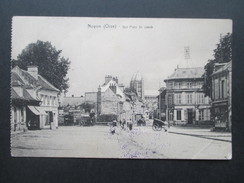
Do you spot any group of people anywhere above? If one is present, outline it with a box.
[110,119,133,135]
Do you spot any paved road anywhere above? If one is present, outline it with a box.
[11,125,231,159]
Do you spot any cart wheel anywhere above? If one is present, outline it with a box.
[152,124,162,131]
[157,125,162,131]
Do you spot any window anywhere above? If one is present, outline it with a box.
[199,109,204,121]
[221,80,225,98]
[175,94,181,104]
[197,81,203,88]
[186,94,192,104]
[41,95,45,105]
[47,96,50,105]
[53,96,56,105]
[214,79,219,99]
[168,82,173,89]
[174,82,182,89]
[168,94,173,105]
[50,96,54,106]
[169,110,174,121]
[197,93,204,104]
[212,79,215,99]
[177,110,181,120]
[187,82,192,88]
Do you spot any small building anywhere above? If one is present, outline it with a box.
[11,80,40,131]
[164,67,211,125]
[11,66,59,130]
[211,62,232,131]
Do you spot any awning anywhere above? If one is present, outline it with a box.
[36,107,48,115]
[27,106,47,115]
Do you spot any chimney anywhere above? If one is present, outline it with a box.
[27,66,38,80]
[105,75,112,84]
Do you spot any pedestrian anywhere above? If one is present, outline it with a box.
[122,119,126,129]
[128,118,133,131]
[110,119,117,135]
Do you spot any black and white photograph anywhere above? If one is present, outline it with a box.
[11,17,232,159]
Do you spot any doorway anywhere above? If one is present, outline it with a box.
[187,109,193,124]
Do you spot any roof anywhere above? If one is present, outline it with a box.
[158,87,166,92]
[11,72,24,85]
[144,90,159,96]
[212,62,232,76]
[12,66,59,92]
[61,97,84,106]
[165,67,204,81]
[131,72,143,81]
[11,87,39,102]
[38,75,59,92]
[11,88,25,100]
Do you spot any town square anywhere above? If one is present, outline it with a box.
[10,17,232,159]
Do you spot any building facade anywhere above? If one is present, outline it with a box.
[11,79,40,131]
[164,67,211,125]
[157,87,167,120]
[144,90,159,118]
[211,62,232,131]
[11,66,59,130]
[130,72,144,99]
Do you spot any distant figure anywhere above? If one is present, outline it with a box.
[141,117,145,126]
[122,119,126,129]
[128,119,133,131]
[110,119,117,135]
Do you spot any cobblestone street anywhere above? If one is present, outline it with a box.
[11,125,231,159]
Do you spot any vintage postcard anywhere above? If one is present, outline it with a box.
[11,17,232,159]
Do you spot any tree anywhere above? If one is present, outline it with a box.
[80,103,95,113]
[124,87,137,95]
[203,33,232,97]
[12,40,71,92]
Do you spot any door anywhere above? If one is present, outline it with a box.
[187,109,193,124]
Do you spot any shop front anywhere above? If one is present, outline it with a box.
[27,106,48,130]
[212,101,229,130]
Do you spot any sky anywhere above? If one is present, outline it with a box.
[12,17,232,96]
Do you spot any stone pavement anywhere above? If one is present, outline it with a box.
[116,125,232,159]
[167,126,231,142]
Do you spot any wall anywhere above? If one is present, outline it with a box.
[85,92,97,103]
[101,88,119,115]
[38,90,59,128]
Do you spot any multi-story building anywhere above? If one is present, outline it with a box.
[164,67,211,125]
[11,66,59,130]
[211,62,232,131]
[83,75,124,122]
[130,72,144,99]
[157,87,167,120]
